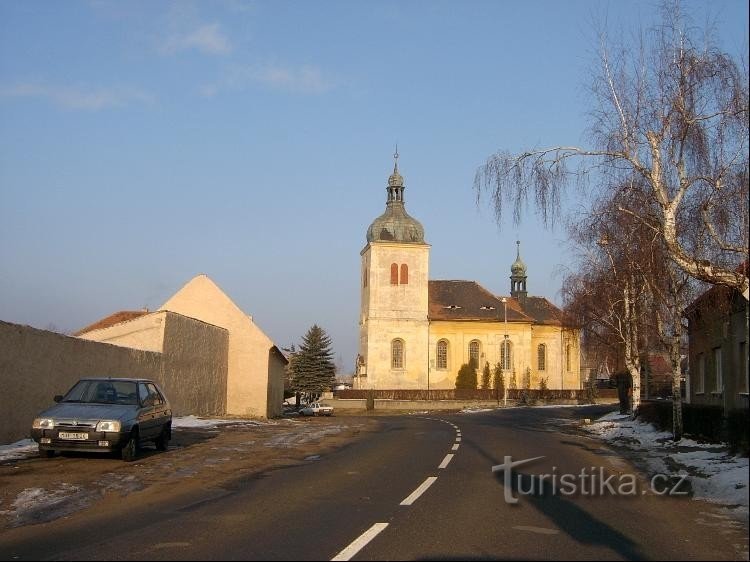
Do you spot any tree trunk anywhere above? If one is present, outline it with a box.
[670,330,683,441]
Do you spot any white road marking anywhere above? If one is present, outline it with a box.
[331,522,389,561]
[400,476,438,506]
[512,525,560,535]
[438,453,454,469]
[456,437,462,442]
[451,443,460,451]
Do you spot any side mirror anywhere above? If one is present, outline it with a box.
[54,395,63,403]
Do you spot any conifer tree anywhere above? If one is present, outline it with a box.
[455,357,478,390]
[289,325,336,403]
[481,361,491,390]
[492,362,505,394]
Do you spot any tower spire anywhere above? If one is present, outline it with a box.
[510,240,528,302]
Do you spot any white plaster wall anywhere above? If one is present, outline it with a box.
[77,312,167,352]
[359,242,430,389]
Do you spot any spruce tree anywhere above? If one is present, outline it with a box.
[290,325,336,403]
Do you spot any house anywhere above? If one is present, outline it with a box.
[684,263,749,412]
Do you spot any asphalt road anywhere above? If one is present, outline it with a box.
[0,406,747,561]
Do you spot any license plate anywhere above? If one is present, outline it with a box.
[59,432,88,440]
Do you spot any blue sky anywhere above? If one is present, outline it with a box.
[1,0,747,372]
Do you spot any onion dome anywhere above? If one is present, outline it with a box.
[511,240,527,275]
[366,150,425,244]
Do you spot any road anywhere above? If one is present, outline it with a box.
[0,406,747,560]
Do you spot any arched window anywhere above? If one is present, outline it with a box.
[501,339,512,371]
[400,264,409,284]
[363,268,368,288]
[390,263,398,285]
[469,340,481,368]
[566,344,571,372]
[436,340,448,370]
[392,339,404,369]
[537,344,546,371]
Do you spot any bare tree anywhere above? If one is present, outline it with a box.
[475,1,749,295]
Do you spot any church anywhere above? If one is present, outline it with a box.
[356,154,581,391]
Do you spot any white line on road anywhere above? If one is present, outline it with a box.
[400,476,438,506]
[451,443,460,451]
[438,453,454,469]
[331,523,389,561]
[456,437,462,442]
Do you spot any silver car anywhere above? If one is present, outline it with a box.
[31,377,172,462]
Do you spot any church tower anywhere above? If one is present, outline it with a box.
[510,240,528,302]
[357,151,430,389]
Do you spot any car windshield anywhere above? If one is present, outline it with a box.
[63,380,139,406]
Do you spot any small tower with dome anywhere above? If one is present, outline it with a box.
[510,240,528,302]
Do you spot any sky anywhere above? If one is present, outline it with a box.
[1,0,747,372]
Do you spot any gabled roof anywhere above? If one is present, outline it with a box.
[684,261,749,318]
[428,281,532,322]
[74,310,149,336]
[518,296,563,326]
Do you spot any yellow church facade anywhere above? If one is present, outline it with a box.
[357,156,581,391]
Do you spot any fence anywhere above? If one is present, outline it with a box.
[336,388,593,401]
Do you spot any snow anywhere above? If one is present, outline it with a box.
[583,411,749,523]
[0,439,37,462]
[0,418,287,462]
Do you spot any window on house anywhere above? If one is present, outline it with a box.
[390,263,398,285]
[537,344,546,371]
[713,347,722,392]
[392,339,404,369]
[565,344,571,372]
[696,353,705,394]
[469,340,480,367]
[437,340,448,370]
[500,340,512,371]
[400,264,409,285]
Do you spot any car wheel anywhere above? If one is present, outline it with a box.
[155,423,170,451]
[39,448,54,458]
[121,429,139,462]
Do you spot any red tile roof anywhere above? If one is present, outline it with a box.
[74,310,149,336]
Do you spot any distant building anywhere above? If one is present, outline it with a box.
[356,154,581,390]
[684,263,749,412]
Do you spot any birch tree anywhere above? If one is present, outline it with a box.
[475,0,749,295]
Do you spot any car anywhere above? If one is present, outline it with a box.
[31,377,173,462]
[298,402,334,417]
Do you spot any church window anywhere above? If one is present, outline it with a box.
[400,264,409,284]
[537,344,546,371]
[437,340,448,370]
[501,340,512,371]
[363,268,368,288]
[392,339,404,369]
[469,340,480,367]
[390,263,398,285]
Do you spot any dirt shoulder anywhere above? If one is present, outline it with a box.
[0,416,379,532]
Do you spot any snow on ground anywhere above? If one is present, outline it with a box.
[0,416,289,463]
[583,411,749,523]
[171,415,283,429]
[0,439,37,463]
